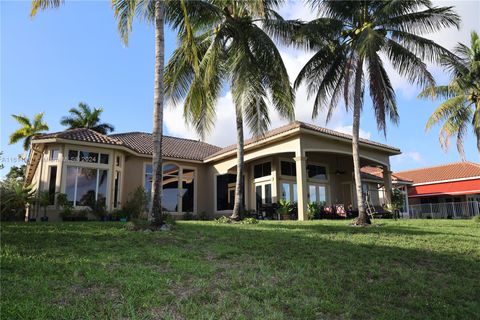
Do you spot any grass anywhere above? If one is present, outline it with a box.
[1,219,479,319]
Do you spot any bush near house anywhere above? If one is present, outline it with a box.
[1,219,479,319]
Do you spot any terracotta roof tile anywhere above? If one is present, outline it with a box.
[33,128,123,146]
[206,121,399,160]
[110,132,221,161]
[361,166,412,183]
[33,128,222,161]
[394,162,480,184]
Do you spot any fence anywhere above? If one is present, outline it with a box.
[408,201,480,219]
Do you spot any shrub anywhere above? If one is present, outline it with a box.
[122,187,148,219]
[307,202,319,220]
[197,211,211,221]
[241,217,258,224]
[183,211,194,220]
[472,215,480,223]
[215,216,231,224]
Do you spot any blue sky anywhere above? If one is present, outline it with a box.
[1,0,479,176]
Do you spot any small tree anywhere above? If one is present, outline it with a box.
[36,190,51,220]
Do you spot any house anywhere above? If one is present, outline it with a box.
[25,121,402,221]
[394,162,480,218]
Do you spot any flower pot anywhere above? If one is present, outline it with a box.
[281,214,290,220]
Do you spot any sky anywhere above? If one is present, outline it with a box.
[1,0,479,177]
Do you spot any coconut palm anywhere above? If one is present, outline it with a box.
[60,102,115,134]
[269,0,459,224]
[30,0,192,225]
[419,31,480,159]
[9,113,49,151]
[165,1,295,220]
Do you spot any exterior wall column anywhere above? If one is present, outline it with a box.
[382,165,392,206]
[294,154,308,221]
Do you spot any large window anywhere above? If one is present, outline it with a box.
[216,174,237,211]
[307,164,327,180]
[65,167,108,206]
[253,162,271,179]
[144,163,195,213]
[281,181,297,202]
[308,184,327,204]
[280,161,296,177]
[48,166,57,205]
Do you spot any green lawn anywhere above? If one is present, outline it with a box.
[1,220,479,319]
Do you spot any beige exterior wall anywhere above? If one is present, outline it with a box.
[28,127,397,221]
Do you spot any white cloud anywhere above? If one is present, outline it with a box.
[334,125,372,140]
[391,151,425,168]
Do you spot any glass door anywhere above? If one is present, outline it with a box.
[255,182,272,210]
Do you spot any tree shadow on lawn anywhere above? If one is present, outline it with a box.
[250,220,480,238]
[178,222,480,319]
[1,222,479,319]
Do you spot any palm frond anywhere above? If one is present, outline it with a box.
[30,0,63,17]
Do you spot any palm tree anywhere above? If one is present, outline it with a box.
[60,102,115,134]
[30,0,190,225]
[419,31,480,159]
[9,113,49,151]
[270,0,459,224]
[165,1,295,220]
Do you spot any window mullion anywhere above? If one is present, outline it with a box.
[73,167,78,206]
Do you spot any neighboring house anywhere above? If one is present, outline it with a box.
[394,162,480,218]
[25,121,402,221]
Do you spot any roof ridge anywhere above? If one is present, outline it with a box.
[395,161,478,174]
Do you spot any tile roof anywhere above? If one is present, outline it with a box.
[33,128,221,161]
[109,132,222,161]
[206,121,399,160]
[361,166,412,183]
[33,128,123,146]
[394,162,480,184]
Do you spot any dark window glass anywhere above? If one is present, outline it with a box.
[216,174,238,210]
[79,151,98,163]
[50,149,59,161]
[253,162,271,179]
[76,168,98,206]
[182,169,195,212]
[100,154,109,164]
[113,171,120,208]
[48,166,57,205]
[162,164,180,212]
[97,170,108,206]
[265,184,272,204]
[68,150,78,161]
[281,161,296,176]
[307,165,327,180]
[65,166,77,205]
[116,156,120,167]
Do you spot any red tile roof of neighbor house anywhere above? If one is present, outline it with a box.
[32,121,400,161]
[394,162,480,185]
[360,166,412,183]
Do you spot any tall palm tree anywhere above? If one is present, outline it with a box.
[60,102,115,134]
[270,0,459,224]
[165,0,295,220]
[9,113,49,151]
[30,0,191,225]
[419,31,480,159]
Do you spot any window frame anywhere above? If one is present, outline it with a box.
[143,161,197,214]
[252,160,272,181]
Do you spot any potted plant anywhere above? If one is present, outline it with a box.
[307,202,318,220]
[276,199,293,220]
[56,193,74,221]
[37,190,51,222]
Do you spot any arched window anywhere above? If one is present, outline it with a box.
[144,163,195,213]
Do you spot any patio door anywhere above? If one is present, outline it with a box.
[255,182,272,210]
[308,183,328,204]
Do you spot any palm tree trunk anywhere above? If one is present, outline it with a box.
[352,57,370,225]
[150,0,165,225]
[231,104,245,220]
